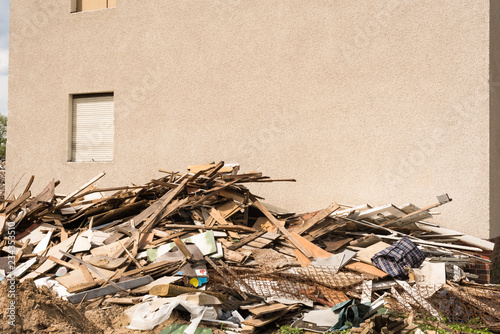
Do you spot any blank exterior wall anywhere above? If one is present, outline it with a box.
[7,1,499,239]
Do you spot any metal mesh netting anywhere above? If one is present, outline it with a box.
[208,265,500,331]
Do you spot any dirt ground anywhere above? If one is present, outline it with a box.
[0,279,101,333]
[0,280,229,334]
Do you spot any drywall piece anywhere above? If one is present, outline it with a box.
[72,230,92,253]
[56,266,116,290]
[19,223,58,245]
[310,249,356,271]
[87,255,127,269]
[34,277,71,299]
[355,241,391,264]
[209,243,224,259]
[302,308,339,327]
[33,229,54,254]
[11,258,37,278]
[90,237,130,257]
[413,262,446,285]
[147,242,175,261]
[60,206,77,215]
[22,234,78,282]
[183,231,217,255]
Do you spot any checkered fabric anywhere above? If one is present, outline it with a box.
[371,237,426,279]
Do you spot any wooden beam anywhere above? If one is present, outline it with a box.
[252,198,313,259]
[294,203,340,235]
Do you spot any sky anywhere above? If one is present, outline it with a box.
[0,0,9,115]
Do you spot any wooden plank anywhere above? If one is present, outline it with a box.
[242,307,292,327]
[304,219,346,241]
[60,251,126,292]
[173,237,193,261]
[67,260,181,293]
[38,172,106,216]
[139,178,189,233]
[344,262,388,279]
[208,207,229,226]
[161,224,256,233]
[252,198,313,259]
[188,163,233,174]
[324,238,353,252]
[216,201,241,219]
[290,231,333,266]
[80,264,95,283]
[26,179,56,211]
[23,175,35,194]
[294,203,340,235]
[4,191,31,215]
[67,275,154,303]
[248,303,288,317]
[245,239,272,249]
[48,256,80,271]
[228,231,266,251]
[0,214,5,234]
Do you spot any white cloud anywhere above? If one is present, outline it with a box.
[0,49,7,75]
[0,74,7,115]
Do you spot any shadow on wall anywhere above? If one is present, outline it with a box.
[490,1,500,240]
[491,236,500,284]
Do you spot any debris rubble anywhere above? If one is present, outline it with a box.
[0,162,499,333]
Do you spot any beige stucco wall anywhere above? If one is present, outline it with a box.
[7,1,496,238]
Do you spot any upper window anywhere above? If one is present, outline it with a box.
[71,0,116,13]
[70,93,114,162]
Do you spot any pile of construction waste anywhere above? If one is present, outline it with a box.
[0,162,499,334]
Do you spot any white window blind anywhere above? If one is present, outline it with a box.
[71,93,114,162]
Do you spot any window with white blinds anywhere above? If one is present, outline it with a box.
[70,93,114,162]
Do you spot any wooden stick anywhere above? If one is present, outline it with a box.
[118,239,143,269]
[39,172,106,216]
[23,175,35,194]
[60,250,126,292]
[48,256,80,271]
[173,237,193,261]
[252,198,313,259]
[294,203,340,235]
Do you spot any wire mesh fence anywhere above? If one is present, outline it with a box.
[207,264,500,332]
